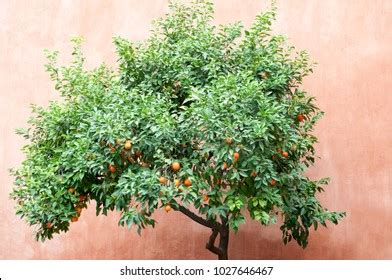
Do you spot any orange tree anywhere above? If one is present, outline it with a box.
[11,1,345,259]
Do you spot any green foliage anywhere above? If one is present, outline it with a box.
[10,0,344,247]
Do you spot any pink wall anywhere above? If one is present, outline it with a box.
[0,0,391,259]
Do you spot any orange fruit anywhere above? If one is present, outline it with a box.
[233,152,240,161]
[68,187,75,194]
[71,217,78,223]
[174,179,181,187]
[184,178,192,187]
[251,171,257,177]
[270,179,277,186]
[109,164,116,173]
[124,140,132,150]
[171,162,181,172]
[282,151,289,158]
[165,205,172,213]
[46,222,53,229]
[297,114,305,122]
[222,162,228,170]
[159,176,167,185]
[203,195,209,202]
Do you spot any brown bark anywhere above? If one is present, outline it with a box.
[175,205,229,259]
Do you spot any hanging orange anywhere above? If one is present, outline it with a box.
[165,205,172,213]
[171,162,181,172]
[184,178,192,187]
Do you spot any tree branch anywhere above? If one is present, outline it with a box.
[205,228,223,255]
[207,228,218,247]
[176,205,226,258]
[176,205,219,229]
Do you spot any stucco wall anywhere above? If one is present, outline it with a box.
[0,0,391,259]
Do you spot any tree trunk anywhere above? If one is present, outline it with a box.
[218,221,229,260]
[176,205,230,259]
[205,216,229,260]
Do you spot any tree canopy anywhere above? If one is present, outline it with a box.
[11,0,344,258]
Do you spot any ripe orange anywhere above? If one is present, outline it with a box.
[270,179,277,186]
[224,138,233,145]
[171,162,181,172]
[124,140,132,150]
[46,222,53,229]
[282,151,289,158]
[222,162,228,170]
[174,179,181,187]
[251,171,257,177]
[297,114,305,122]
[203,195,209,202]
[233,152,240,161]
[159,176,168,185]
[71,217,78,223]
[184,178,192,187]
[165,205,172,213]
[68,187,75,194]
[109,164,116,173]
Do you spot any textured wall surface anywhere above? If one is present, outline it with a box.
[0,0,391,259]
